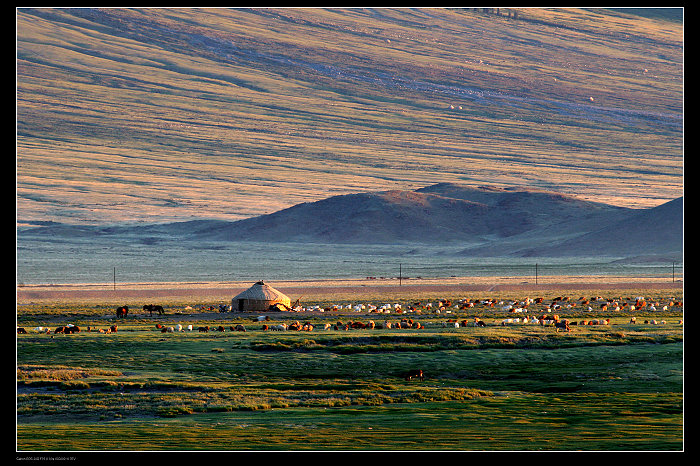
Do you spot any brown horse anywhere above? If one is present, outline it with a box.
[116,306,129,318]
[143,304,164,316]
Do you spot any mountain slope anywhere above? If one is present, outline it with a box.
[17,7,683,228]
[19,183,682,257]
[185,183,644,246]
[516,196,683,256]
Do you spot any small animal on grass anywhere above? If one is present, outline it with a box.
[143,304,165,316]
[116,306,129,318]
[555,320,571,332]
[404,369,424,381]
[55,325,79,334]
[198,326,210,332]
[17,327,27,334]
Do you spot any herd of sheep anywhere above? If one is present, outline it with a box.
[18,293,682,336]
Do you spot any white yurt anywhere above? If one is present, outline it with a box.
[231,281,291,312]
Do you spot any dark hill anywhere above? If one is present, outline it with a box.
[19,184,682,258]
[516,196,683,256]
[188,183,636,245]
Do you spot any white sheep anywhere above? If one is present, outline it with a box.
[175,324,183,332]
[186,324,193,331]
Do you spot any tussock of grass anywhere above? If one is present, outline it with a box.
[248,331,679,353]
[17,364,122,382]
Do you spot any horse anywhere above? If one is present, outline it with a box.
[116,306,129,318]
[143,304,165,316]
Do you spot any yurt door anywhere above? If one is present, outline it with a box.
[238,299,245,312]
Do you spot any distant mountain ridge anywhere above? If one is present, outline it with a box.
[19,183,683,258]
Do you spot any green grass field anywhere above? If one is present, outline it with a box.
[16,289,683,451]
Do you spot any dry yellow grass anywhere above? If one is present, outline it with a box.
[17,8,683,227]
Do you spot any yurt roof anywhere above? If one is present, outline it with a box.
[233,281,290,301]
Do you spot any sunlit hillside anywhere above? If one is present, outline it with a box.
[17,7,683,226]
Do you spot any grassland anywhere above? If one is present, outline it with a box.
[17,8,683,228]
[16,286,683,451]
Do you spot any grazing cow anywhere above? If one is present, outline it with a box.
[116,306,129,318]
[198,326,210,332]
[109,325,118,333]
[405,369,424,381]
[143,304,165,316]
[234,324,246,332]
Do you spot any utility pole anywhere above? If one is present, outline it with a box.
[399,263,402,286]
[672,262,675,282]
[535,263,538,285]
[113,267,116,291]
